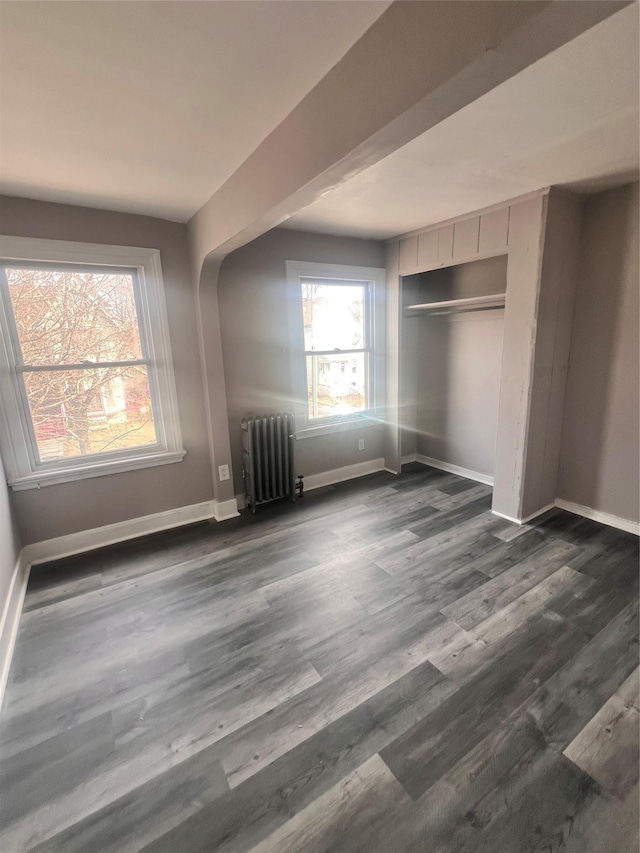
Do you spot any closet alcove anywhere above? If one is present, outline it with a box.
[400,254,508,483]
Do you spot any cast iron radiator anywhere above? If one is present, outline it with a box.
[241,413,297,513]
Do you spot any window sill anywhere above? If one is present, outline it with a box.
[295,413,381,440]
[8,449,186,491]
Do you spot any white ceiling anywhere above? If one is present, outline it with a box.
[2,2,638,236]
[284,4,640,240]
[0,0,390,221]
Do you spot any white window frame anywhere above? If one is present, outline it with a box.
[286,260,385,439]
[0,236,185,490]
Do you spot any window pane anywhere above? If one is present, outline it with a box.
[302,282,365,351]
[22,366,157,460]
[306,353,367,419]
[5,267,143,365]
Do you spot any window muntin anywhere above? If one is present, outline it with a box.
[0,238,184,489]
[301,279,372,421]
[21,364,156,461]
[6,266,144,365]
[3,265,158,463]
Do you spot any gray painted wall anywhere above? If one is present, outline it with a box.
[558,183,639,523]
[416,312,505,478]
[216,227,385,495]
[412,257,507,478]
[0,453,21,623]
[189,1,601,502]
[0,196,213,545]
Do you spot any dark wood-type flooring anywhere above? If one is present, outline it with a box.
[1,463,638,852]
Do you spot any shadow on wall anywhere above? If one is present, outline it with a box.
[216,228,385,495]
[401,256,507,479]
[559,184,640,519]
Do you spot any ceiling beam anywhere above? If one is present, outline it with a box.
[188,0,631,507]
[188,0,630,276]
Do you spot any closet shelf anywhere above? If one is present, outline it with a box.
[404,292,506,315]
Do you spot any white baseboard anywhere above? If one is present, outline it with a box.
[493,499,639,533]
[303,458,386,492]
[2,480,636,711]
[492,502,556,526]
[0,553,30,710]
[555,499,639,536]
[213,498,240,522]
[1,496,241,711]
[22,499,219,567]
[414,454,494,487]
[406,453,637,534]
[235,457,387,509]
[235,458,387,508]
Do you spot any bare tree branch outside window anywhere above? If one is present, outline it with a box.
[5,266,157,460]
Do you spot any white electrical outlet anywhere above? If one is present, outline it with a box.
[218,464,230,481]
[358,438,365,451]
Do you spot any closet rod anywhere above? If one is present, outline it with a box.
[404,292,505,316]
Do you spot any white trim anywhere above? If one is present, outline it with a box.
[0,237,159,267]
[285,260,386,438]
[0,553,30,710]
[555,499,639,536]
[492,503,556,526]
[284,260,386,288]
[0,236,184,487]
[303,457,385,492]
[212,498,240,522]
[235,458,387,506]
[414,454,494,487]
[1,497,241,709]
[294,413,381,440]
[493,500,639,533]
[22,500,218,567]
[236,458,386,505]
[8,450,186,490]
[401,453,418,466]
[3,480,636,710]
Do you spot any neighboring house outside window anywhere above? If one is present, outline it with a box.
[0,237,184,489]
[286,260,385,437]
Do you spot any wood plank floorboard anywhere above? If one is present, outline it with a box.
[0,464,638,851]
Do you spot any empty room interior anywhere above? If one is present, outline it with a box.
[0,1,639,851]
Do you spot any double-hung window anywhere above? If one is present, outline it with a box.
[287,261,384,436]
[0,237,184,489]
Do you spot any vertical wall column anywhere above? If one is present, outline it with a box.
[383,242,401,473]
[519,192,584,519]
[493,190,583,521]
[492,195,547,519]
[194,256,239,518]
[399,275,421,462]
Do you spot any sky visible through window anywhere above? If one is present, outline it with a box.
[302,281,368,419]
